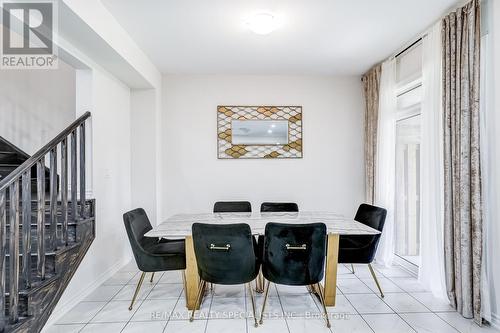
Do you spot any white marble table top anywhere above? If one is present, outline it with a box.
[145,211,381,238]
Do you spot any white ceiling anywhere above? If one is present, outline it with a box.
[102,0,459,75]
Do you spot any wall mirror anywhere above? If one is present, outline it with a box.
[232,120,289,145]
[217,105,302,159]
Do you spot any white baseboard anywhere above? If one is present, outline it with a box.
[392,255,419,277]
[42,255,132,330]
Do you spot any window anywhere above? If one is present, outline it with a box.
[394,43,422,267]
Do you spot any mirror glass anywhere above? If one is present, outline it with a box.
[232,120,289,145]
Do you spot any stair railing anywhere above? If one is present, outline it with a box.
[0,111,91,328]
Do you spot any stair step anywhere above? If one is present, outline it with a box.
[0,151,25,165]
[5,275,58,297]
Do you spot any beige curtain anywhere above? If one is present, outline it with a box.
[442,0,482,324]
[361,65,381,204]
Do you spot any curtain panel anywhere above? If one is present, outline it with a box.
[419,21,447,300]
[361,65,382,204]
[442,0,483,324]
[373,59,397,266]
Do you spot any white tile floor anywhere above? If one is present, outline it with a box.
[44,262,499,333]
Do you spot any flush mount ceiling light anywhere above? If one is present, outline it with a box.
[246,12,278,35]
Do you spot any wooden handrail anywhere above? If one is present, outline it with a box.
[0,111,91,192]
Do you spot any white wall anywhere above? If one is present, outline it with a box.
[45,1,163,323]
[161,75,365,219]
[0,61,76,154]
[131,89,158,223]
[53,66,132,316]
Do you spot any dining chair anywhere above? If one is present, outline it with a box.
[211,201,252,293]
[213,201,252,213]
[191,223,261,327]
[123,208,186,310]
[338,203,387,297]
[259,222,330,327]
[257,201,299,291]
[260,202,298,212]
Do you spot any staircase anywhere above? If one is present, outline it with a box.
[0,112,95,333]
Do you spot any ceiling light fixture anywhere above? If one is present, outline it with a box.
[246,12,278,35]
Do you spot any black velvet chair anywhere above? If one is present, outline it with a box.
[257,202,299,291]
[338,203,387,297]
[259,222,330,327]
[260,202,298,212]
[191,223,260,327]
[213,201,252,213]
[123,208,186,310]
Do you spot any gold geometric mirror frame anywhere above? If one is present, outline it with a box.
[217,105,303,159]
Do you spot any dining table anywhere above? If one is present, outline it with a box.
[145,211,380,310]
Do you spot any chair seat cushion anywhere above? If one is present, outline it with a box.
[145,239,185,255]
[339,235,374,249]
[338,235,378,264]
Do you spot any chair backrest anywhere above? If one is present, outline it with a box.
[354,204,387,232]
[262,222,326,285]
[192,223,259,284]
[123,208,157,269]
[260,202,298,212]
[213,201,252,213]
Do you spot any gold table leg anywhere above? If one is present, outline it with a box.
[323,233,339,306]
[184,236,202,310]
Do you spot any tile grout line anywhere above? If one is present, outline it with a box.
[161,272,184,333]
[76,271,140,332]
[338,266,376,333]
[54,263,475,333]
[245,283,249,333]
[274,283,292,333]
[118,271,165,332]
[383,275,461,333]
[356,266,420,333]
[203,287,214,333]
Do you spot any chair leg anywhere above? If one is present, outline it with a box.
[259,280,271,325]
[255,268,264,293]
[190,280,206,322]
[368,263,384,298]
[351,264,355,274]
[150,272,155,283]
[128,272,146,311]
[316,283,331,328]
[247,283,259,327]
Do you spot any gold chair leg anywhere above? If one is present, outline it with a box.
[316,283,331,328]
[259,280,271,325]
[128,272,146,311]
[190,280,206,322]
[150,272,155,283]
[368,263,384,298]
[351,264,355,274]
[255,268,264,293]
[247,283,259,327]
